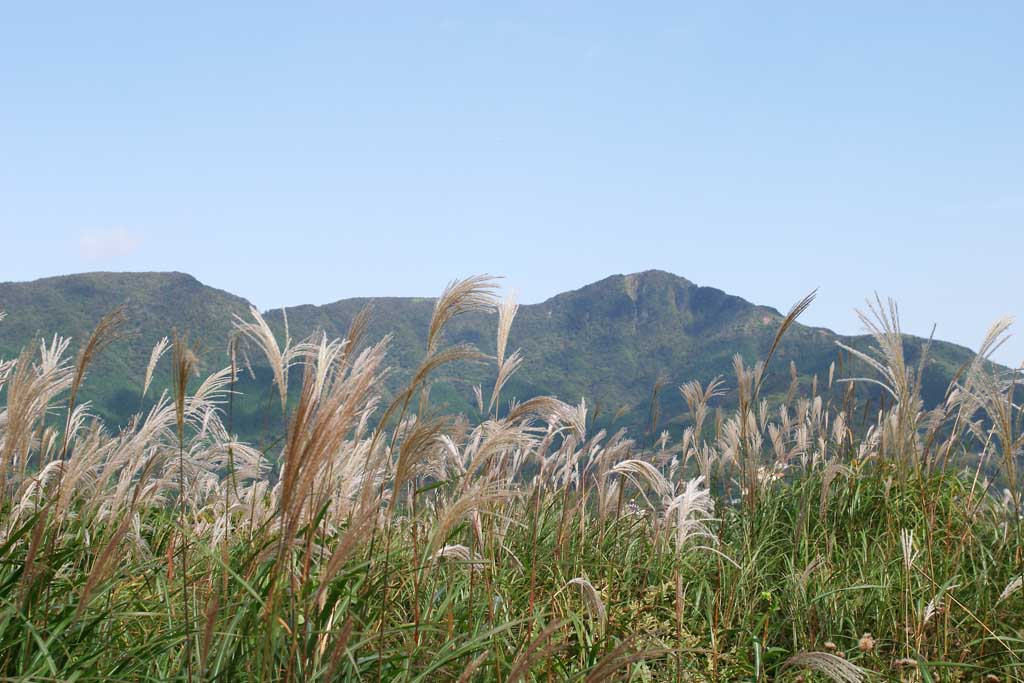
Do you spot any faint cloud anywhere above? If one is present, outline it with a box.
[78,228,143,262]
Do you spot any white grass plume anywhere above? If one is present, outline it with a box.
[564,576,607,634]
[998,575,1022,603]
[900,528,919,572]
[665,476,716,549]
[609,459,672,505]
[781,652,868,683]
[142,336,170,398]
[434,544,483,570]
[232,306,309,414]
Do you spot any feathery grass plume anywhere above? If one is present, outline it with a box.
[495,291,518,362]
[998,575,1022,603]
[680,376,726,436]
[341,303,374,363]
[781,652,868,683]
[645,373,668,448]
[755,289,817,396]
[391,414,448,508]
[233,306,305,414]
[53,306,127,503]
[923,582,959,624]
[200,590,220,672]
[836,295,934,473]
[369,276,496,452]
[171,331,200,442]
[0,339,74,497]
[142,336,170,398]
[900,528,919,572]
[611,402,633,424]
[563,576,607,634]
[434,543,475,562]
[433,543,485,572]
[503,395,586,439]
[374,343,489,438]
[665,476,716,549]
[950,317,1022,512]
[490,349,523,415]
[819,461,851,517]
[787,360,805,406]
[838,295,912,401]
[309,332,346,402]
[278,335,388,538]
[425,482,517,558]
[170,330,199,681]
[76,453,159,618]
[461,419,536,483]
[964,316,1014,384]
[427,275,500,356]
[609,459,672,508]
[67,305,128,424]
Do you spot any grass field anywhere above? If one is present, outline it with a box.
[0,280,1021,682]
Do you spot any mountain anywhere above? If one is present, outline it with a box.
[0,272,252,424]
[0,270,978,439]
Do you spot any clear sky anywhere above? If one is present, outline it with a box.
[1,3,1021,364]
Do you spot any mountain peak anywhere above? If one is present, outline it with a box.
[620,270,694,301]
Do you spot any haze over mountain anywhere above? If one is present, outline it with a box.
[0,270,977,440]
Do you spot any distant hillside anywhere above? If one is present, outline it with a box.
[0,272,252,424]
[0,270,979,441]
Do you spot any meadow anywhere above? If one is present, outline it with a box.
[0,276,1021,682]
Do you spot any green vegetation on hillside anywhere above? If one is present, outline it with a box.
[0,270,982,443]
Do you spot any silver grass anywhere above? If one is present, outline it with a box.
[433,543,483,569]
[665,476,716,549]
[564,576,607,634]
[490,350,523,414]
[142,336,170,398]
[900,528,919,572]
[609,459,672,505]
[232,306,309,414]
[425,482,517,558]
[781,652,868,683]
[998,575,1022,603]
[427,275,500,356]
[495,291,518,366]
[923,583,959,624]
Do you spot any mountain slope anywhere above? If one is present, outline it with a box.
[0,270,979,437]
[0,272,253,423]
[269,270,974,430]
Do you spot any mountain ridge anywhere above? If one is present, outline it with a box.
[0,269,980,437]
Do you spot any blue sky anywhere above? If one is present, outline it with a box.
[1,3,1021,363]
